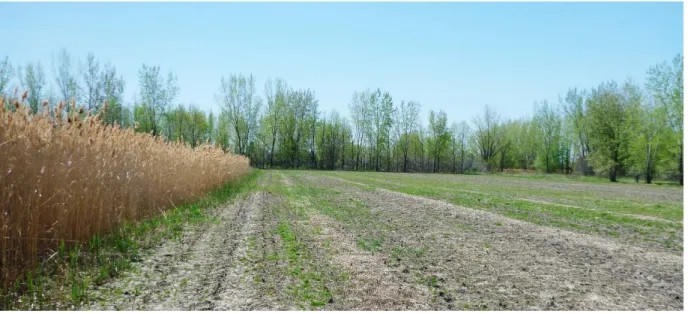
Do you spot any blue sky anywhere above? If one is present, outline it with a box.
[1,2,683,123]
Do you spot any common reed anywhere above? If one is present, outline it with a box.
[0,94,251,290]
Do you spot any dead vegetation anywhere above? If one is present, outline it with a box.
[0,94,250,292]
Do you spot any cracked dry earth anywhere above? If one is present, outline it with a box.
[82,171,683,310]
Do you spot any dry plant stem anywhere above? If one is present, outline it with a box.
[0,95,250,290]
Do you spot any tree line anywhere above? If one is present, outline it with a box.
[0,50,682,184]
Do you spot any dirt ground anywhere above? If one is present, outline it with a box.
[81,171,684,310]
[83,175,286,310]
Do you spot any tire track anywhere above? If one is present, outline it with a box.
[83,178,262,310]
[192,191,256,310]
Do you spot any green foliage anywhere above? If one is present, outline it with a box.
[508,119,537,170]
[138,64,179,136]
[18,61,46,114]
[218,74,261,157]
[586,81,637,181]
[533,100,563,173]
[627,102,673,183]
[0,56,13,95]
[2,50,682,183]
[473,105,501,171]
[428,110,450,172]
[162,104,209,147]
[133,103,154,134]
[646,53,683,184]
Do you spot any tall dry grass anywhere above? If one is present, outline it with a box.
[0,93,250,289]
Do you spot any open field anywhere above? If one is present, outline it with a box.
[326,171,684,252]
[71,170,683,311]
[1,2,682,311]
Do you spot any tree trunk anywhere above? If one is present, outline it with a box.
[432,154,436,173]
[679,145,683,185]
[376,144,380,172]
[545,154,549,174]
[342,140,346,170]
[295,134,301,169]
[387,137,392,172]
[420,143,424,172]
[645,157,653,184]
[270,136,276,168]
[355,142,360,171]
[499,151,505,172]
[350,140,355,170]
[609,147,619,182]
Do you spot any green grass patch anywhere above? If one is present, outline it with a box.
[273,209,332,308]
[391,246,425,259]
[356,236,384,252]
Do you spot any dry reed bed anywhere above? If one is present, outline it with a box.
[0,94,250,289]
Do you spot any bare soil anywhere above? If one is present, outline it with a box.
[298,173,684,310]
[83,175,287,310]
[80,171,683,311]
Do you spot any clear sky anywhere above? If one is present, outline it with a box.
[1,2,683,123]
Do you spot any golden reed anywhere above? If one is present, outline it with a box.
[0,93,250,289]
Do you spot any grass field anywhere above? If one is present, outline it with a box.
[36,170,684,310]
[325,171,684,251]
